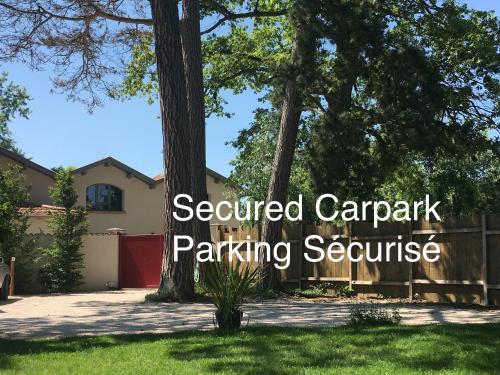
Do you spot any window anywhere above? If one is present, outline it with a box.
[86,184,123,211]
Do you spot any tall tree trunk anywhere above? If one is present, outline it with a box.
[180,0,212,281]
[260,2,318,288]
[259,41,303,289]
[151,0,194,301]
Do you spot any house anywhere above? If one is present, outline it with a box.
[1,147,241,290]
[0,147,238,235]
[0,147,55,206]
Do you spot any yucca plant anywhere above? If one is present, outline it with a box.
[202,257,260,329]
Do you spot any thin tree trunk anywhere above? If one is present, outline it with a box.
[260,41,303,289]
[180,0,212,283]
[260,1,318,288]
[151,0,194,301]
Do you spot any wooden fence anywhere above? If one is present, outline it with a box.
[214,214,500,306]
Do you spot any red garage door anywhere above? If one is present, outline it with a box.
[119,235,163,288]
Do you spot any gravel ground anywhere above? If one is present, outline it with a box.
[1,289,499,339]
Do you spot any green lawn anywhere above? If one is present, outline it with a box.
[0,324,499,374]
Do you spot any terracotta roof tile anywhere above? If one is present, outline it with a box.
[20,205,65,217]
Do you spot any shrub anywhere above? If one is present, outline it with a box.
[39,167,88,293]
[0,165,36,293]
[335,284,356,297]
[282,282,337,298]
[202,258,260,329]
[348,303,402,326]
[252,287,281,300]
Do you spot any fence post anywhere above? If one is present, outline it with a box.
[348,222,353,288]
[218,225,225,242]
[481,214,489,306]
[298,224,304,289]
[9,257,15,297]
[408,222,413,302]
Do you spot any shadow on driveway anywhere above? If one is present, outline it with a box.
[1,290,499,339]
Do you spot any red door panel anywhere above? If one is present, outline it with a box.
[119,235,163,288]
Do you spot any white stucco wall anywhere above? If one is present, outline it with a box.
[78,234,119,291]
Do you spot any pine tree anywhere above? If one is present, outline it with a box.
[40,167,88,292]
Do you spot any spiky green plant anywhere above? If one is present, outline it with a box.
[202,257,260,329]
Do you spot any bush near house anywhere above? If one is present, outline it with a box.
[0,165,35,294]
[39,167,88,293]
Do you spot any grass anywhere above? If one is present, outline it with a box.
[0,324,499,374]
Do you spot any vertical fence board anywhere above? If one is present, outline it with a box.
[482,215,488,305]
[408,223,413,301]
[213,214,499,305]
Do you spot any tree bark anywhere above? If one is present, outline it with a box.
[151,0,194,301]
[260,41,303,289]
[180,0,212,282]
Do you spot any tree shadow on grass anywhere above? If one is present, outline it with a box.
[165,324,500,374]
[0,324,498,374]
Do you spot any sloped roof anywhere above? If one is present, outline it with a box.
[153,167,227,183]
[0,146,55,178]
[72,157,157,187]
[1,146,228,187]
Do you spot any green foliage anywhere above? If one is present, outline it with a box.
[348,303,402,326]
[251,286,282,299]
[39,167,88,293]
[112,1,293,117]
[277,283,357,298]
[0,72,30,154]
[114,0,499,218]
[283,286,326,298]
[109,34,157,106]
[202,6,294,114]
[227,108,317,223]
[194,281,207,297]
[202,258,260,328]
[282,282,335,298]
[0,165,35,293]
[229,107,500,216]
[335,285,356,298]
[308,0,500,204]
[227,1,500,218]
[376,151,500,216]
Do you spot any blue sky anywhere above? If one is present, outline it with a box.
[4,0,499,178]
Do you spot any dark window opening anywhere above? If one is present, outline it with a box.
[86,184,123,211]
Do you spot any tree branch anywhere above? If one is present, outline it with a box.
[201,1,287,35]
[87,3,153,25]
[0,2,153,25]
[0,1,286,34]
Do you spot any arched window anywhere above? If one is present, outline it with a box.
[86,184,123,211]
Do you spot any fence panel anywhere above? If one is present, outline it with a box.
[221,214,500,306]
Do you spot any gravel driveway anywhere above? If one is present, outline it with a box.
[1,289,499,339]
